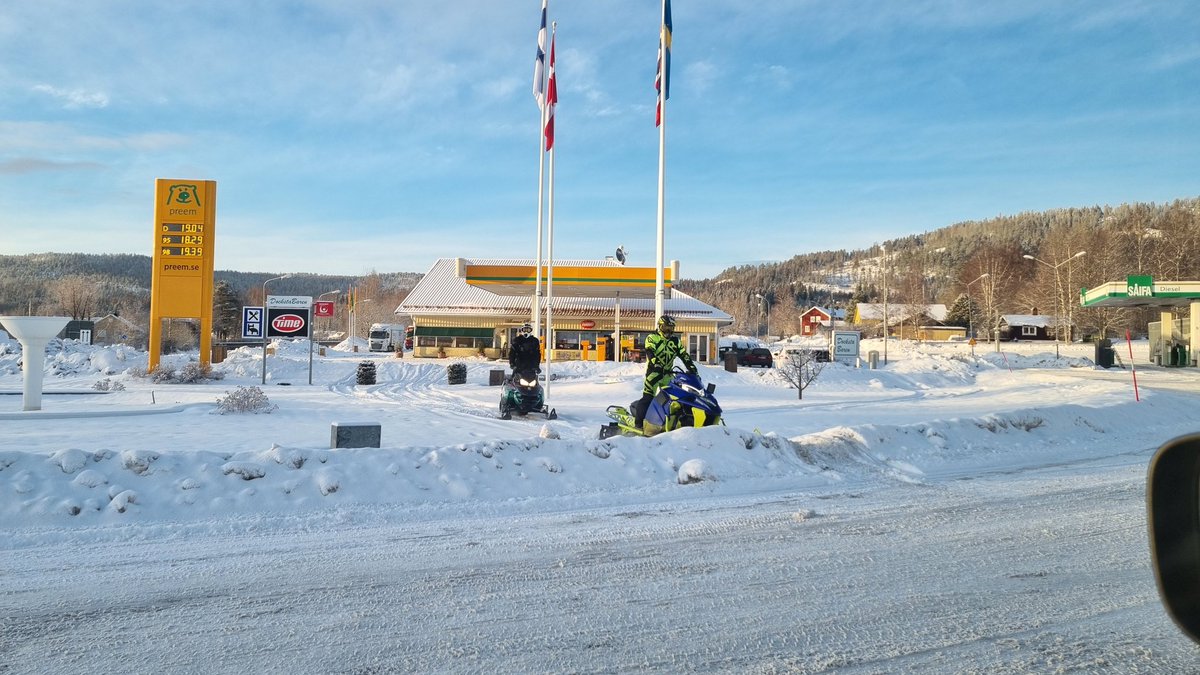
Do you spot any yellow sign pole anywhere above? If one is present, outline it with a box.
[148,179,217,372]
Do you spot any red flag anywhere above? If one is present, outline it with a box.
[544,35,557,150]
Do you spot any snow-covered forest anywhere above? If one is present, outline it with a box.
[3,197,1198,341]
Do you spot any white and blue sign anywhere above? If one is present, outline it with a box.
[242,306,263,339]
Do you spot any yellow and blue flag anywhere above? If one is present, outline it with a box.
[655,0,672,126]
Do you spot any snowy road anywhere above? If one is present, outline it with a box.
[3,446,1195,673]
[5,340,1200,672]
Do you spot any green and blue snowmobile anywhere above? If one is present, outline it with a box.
[499,368,557,420]
[599,368,723,438]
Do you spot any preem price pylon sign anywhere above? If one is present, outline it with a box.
[148,179,217,371]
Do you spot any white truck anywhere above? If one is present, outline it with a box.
[368,323,407,352]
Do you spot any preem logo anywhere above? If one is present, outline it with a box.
[1127,275,1154,298]
[271,314,305,333]
[166,184,201,207]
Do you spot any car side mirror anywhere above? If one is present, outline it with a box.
[1147,433,1200,644]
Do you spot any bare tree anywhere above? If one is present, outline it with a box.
[48,274,105,319]
[776,349,826,400]
[960,242,1022,340]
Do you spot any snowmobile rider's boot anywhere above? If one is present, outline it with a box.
[632,392,654,429]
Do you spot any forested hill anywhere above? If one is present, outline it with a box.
[676,197,1200,336]
[4,196,1199,338]
[0,253,421,317]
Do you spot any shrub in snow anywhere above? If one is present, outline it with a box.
[131,362,224,384]
[446,362,467,385]
[150,363,177,383]
[356,361,377,385]
[677,459,715,484]
[73,470,108,488]
[222,461,266,480]
[92,378,126,391]
[108,489,138,513]
[49,448,90,474]
[177,361,223,383]
[121,450,160,475]
[215,386,278,414]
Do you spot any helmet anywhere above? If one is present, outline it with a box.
[657,316,676,335]
[518,323,533,336]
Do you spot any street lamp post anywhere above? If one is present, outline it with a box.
[881,245,890,365]
[350,298,372,350]
[1023,251,1085,359]
[965,273,989,356]
[964,273,990,339]
[261,273,292,384]
[754,293,769,341]
[308,289,339,386]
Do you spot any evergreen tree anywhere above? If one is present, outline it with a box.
[945,293,972,330]
[212,281,243,340]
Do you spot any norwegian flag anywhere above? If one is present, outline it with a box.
[544,35,557,150]
[533,0,547,106]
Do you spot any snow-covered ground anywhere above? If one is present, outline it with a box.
[2,333,1199,672]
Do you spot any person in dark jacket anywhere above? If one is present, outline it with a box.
[509,324,542,374]
[632,315,697,429]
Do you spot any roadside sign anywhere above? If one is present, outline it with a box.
[314,301,334,317]
[267,306,311,338]
[242,306,263,339]
[831,330,861,365]
[266,295,313,309]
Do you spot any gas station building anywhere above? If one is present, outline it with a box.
[395,258,734,363]
[1080,276,1200,366]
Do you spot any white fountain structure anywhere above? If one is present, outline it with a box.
[1,316,69,411]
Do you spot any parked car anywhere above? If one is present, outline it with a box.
[774,346,831,363]
[718,342,751,361]
[739,347,774,368]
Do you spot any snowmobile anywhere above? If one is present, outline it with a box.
[599,368,723,439]
[499,368,557,420]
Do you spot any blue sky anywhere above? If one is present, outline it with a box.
[1,1,1198,280]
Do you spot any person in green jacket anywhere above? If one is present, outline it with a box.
[633,315,697,430]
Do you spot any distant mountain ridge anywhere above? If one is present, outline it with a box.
[677,197,1200,335]
[0,253,422,315]
[5,195,1198,337]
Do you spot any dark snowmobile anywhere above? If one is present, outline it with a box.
[599,368,723,439]
[499,369,557,420]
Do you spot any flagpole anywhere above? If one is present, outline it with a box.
[533,94,547,340]
[654,0,669,322]
[544,23,557,406]
[531,0,549,339]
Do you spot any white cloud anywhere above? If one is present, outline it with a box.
[32,84,109,109]
[746,64,793,92]
[0,158,104,175]
[684,60,718,94]
[1151,45,1200,71]
[0,122,189,154]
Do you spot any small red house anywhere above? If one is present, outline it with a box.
[799,306,833,336]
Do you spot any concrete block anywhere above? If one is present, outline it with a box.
[331,421,381,449]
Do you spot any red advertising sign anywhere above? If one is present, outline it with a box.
[580,320,596,329]
[266,307,311,338]
[314,301,334,317]
[271,314,306,333]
